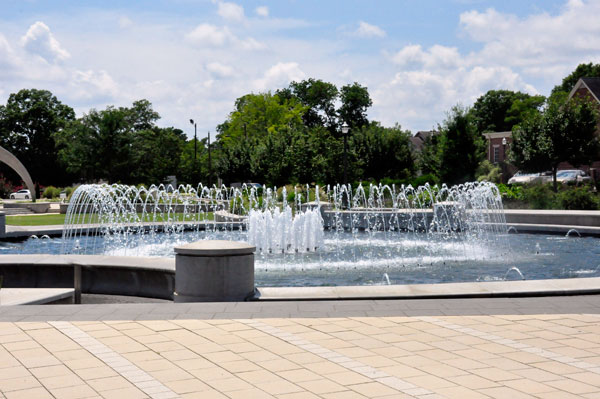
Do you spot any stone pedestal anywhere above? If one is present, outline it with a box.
[0,211,5,237]
[174,240,255,302]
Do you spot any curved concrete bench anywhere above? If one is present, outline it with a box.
[0,255,175,300]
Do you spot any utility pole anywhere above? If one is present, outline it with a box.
[189,119,197,183]
[342,124,350,185]
[208,131,212,187]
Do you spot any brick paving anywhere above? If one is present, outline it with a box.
[1,296,600,398]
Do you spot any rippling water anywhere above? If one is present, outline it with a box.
[2,230,598,287]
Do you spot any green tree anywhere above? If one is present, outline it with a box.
[438,106,485,185]
[552,62,600,96]
[287,79,339,130]
[511,96,599,191]
[470,90,542,133]
[338,82,372,129]
[418,133,442,178]
[351,123,414,181]
[130,127,186,185]
[0,89,75,185]
[504,95,546,128]
[218,92,306,142]
[55,100,183,184]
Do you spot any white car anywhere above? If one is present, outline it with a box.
[507,172,548,185]
[9,189,32,199]
[556,169,592,185]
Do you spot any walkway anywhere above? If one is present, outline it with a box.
[1,296,600,398]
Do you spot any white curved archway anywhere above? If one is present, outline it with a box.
[0,146,36,200]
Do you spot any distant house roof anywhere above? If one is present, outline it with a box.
[568,77,600,104]
[482,131,512,139]
[409,130,436,152]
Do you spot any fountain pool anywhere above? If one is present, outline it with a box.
[2,180,598,287]
[2,230,599,287]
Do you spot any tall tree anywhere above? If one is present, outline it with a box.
[130,127,186,185]
[338,82,372,130]
[287,79,339,130]
[218,92,306,143]
[0,89,75,185]
[438,106,485,185]
[351,123,414,181]
[511,96,599,191]
[470,90,542,133]
[55,100,182,184]
[552,62,600,96]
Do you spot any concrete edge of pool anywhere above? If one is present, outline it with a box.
[1,254,599,302]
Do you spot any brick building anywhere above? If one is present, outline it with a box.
[483,77,600,181]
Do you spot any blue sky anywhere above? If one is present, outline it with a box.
[1,0,598,137]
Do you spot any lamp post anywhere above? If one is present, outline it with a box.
[341,124,350,185]
[189,119,197,183]
[208,131,212,187]
[502,137,507,183]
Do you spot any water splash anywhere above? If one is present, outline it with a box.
[61,182,512,271]
[382,273,391,285]
[504,266,525,280]
[566,229,581,237]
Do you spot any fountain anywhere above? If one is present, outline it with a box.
[48,181,536,286]
[0,179,596,287]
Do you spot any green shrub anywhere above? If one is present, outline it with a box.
[497,184,523,201]
[522,184,557,209]
[410,173,439,187]
[476,160,501,183]
[42,186,60,199]
[558,187,599,210]
[66,185,80,201]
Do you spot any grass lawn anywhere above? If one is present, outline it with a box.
[6,212,216,226]
[7,214,67,226]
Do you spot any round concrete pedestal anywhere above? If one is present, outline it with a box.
[174,240,255,302]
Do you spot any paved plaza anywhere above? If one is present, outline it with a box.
[1,296,600,398]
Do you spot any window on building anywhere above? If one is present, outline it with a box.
[493,146,500,164]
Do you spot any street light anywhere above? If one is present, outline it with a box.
[502,137,507,183]
[208,131,212,187]
[189,119,197,184]
[341,124,350,185]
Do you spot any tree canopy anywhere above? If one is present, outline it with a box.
[552,62,600,97]
[510,96,599,190]
[0,89,75,185]
[470,90,545,133]
[55,100,186,185]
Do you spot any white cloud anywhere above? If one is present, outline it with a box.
[238,37,266,50]
[392,44,461,70]
[355,21,386,38]
[69,69,119,101]
[255,6,269,17]
[185,24,264,50]
[459,2,600,71]
[186,24,234,47]
[206,62,235,78]
[118,16,133,29]
[20,21,70,63]
[253,62,305,91]
[0,34,20,71]
[216,1,245,22]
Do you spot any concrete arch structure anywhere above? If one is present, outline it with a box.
[0,146,36,200]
